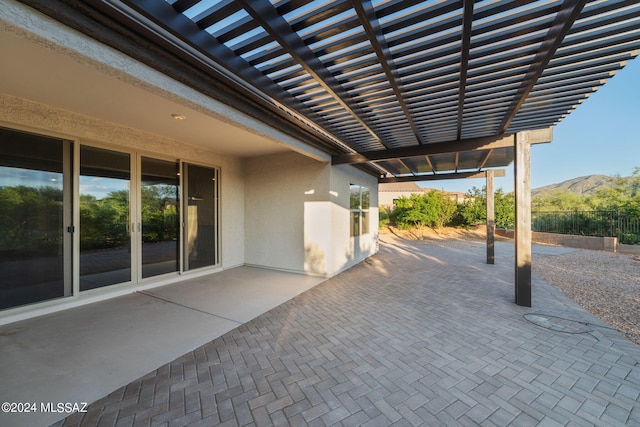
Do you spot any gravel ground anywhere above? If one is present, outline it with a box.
[533,249,640,346]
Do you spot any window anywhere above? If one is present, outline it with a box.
[0,128,72,309]
[350,184,370,237]
[0,124,223,313]
[79,146,131,290]
[183,163,220,270]
[141,157,180,279]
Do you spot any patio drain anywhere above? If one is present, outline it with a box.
[523,313,594,335]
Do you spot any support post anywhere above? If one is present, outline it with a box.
[514,132,532,307]
[486,170,495,264]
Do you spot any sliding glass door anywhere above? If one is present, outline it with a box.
[184,163,219,270]
[1,128,220,312]
[0,128,72,309]
[140,157,179,279]
[79,146,132,291]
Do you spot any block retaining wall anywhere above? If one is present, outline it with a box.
[495,229,628,253]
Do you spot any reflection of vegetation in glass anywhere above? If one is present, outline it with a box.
[349,184,370,236]
[141,184,178,243]
[362,189,370,210]
[350,185,360,209]
[0,185,63,256]
[79,189,129,250]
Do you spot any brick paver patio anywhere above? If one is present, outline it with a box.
[55,236,640,426]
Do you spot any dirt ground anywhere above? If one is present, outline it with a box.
[379,224,492,242]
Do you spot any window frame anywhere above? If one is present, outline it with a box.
[349,184,370,237]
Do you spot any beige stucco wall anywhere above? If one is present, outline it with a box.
[244,151,331,273]
[244,153,379,276]
[330,165,379,275]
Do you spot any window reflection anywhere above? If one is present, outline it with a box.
[141,157,179,278]
[349,184,370,237]
[0,128,68,310]
[79,146,131,290]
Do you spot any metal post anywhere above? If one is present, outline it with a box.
[514,131,532,307]
[486,170,495,264]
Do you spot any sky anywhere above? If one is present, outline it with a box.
[425,56,640,194]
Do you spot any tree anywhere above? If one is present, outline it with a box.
[457,186,515,229]
[392,190,458,237]
[494,189,515,229]
[589,168,640,215]
[458,186,485,226]
[532,190,591,212]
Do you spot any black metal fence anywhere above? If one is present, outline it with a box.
[531,211,640,245]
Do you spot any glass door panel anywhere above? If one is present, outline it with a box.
[184,163,219,270]
[141,157,179,279]
[79,146,131,291]
[0,128,70,309]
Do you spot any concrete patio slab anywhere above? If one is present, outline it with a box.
[0,267,324,427]
[144,267,326,323]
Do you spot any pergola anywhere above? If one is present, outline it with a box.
[22,0,640,306]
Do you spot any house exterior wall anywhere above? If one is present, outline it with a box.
[244,151,331,273]
[330,165,379,275]
[244,153,379,277]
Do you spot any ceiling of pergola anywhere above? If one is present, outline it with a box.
[22,0,640,180]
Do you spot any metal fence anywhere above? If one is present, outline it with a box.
[531,211,640,245]
[618,214,640,245]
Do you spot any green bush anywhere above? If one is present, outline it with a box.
[392,191,457,237]
[620,233,640,245]
[379,208,392,228]
[457,186,515,229]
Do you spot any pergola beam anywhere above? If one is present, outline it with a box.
[457,0,474,141]
[334,128,552,165]
[352,0,424,145]
[499,0,587,133]
[379,169,505,183]
[238,0,387,147]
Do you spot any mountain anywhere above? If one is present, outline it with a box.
[532,174,624,197]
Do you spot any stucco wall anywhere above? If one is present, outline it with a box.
[329,165,379,275]
[0,0,330,164]
[244,154,379,276]
[244,151,331,273]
